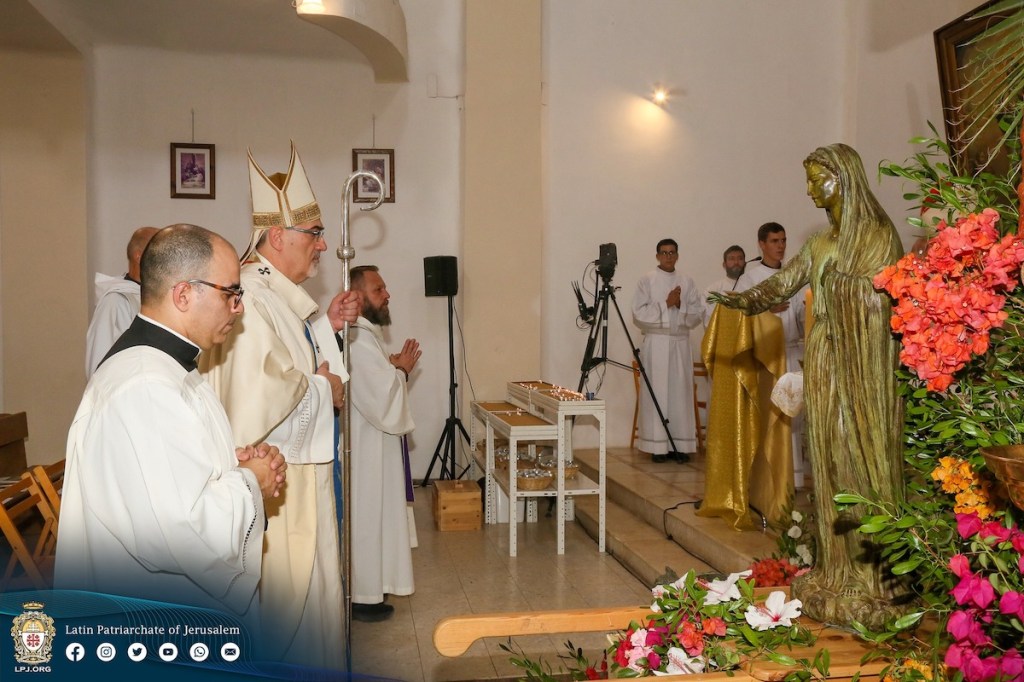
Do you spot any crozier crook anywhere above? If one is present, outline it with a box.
[336,169,384,669]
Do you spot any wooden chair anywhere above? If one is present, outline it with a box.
[632,360,710,456]
[0,473,58,589]
[29,459,65,518]
[692,361,710,456]
[630,360,641,449]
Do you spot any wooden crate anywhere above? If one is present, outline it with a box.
[433,479,482,531]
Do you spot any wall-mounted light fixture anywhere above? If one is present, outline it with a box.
[294,0,325,13]
[294,0,409,83]
[651,86,669,107]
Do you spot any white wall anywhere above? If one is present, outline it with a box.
[85,1,464,476]
[540,0,978,449]
[845,0,980,242]
[542,0,845,447]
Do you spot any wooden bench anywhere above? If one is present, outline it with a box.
[434,604,887,682]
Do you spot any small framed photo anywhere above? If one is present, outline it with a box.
[170,143,216,199]
[352,148,395,203]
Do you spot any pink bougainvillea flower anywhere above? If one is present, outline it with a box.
[998,648,1024,681]
[946,609,991,646]
[949,553,971,577]
[998,590,1024,621]
[951,573,996,609]
[979,520,1013,543]
[956,513,984,539]
[744,591,802,630]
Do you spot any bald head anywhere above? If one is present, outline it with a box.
[140,224,220,306]
[126,226,160,281]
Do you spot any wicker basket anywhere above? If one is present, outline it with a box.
[516,469,553,491]
[536,457,579,480]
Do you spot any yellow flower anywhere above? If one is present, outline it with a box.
[882,657,935,682]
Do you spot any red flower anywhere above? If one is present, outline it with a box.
[701,616,727,636]
[678,620,705,656]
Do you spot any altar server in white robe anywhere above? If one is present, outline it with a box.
[736,222,806,372]
[200,143,359,668]
[347,265,420,621]
[632,238,703,463]
[85,225,158,377]
[56,224,286,617]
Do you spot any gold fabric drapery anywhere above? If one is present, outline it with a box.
[696,306,792,530]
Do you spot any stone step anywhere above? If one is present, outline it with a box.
[572,448,778,581]
[573,494,712,587]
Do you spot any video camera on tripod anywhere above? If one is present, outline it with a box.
[572,242,682,457]
[572,243,617,325]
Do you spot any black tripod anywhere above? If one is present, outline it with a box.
[578,276,683,459]
[421,294,470,484]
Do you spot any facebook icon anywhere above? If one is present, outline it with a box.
[65,642,85,662]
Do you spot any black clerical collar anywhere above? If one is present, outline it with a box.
[99,315,201,372]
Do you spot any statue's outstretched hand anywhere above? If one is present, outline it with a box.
[708,291,739,309]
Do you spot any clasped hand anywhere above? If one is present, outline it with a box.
[236,442,287,499]
[389,338,422,377]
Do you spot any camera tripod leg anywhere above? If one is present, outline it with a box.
[576,281,686,462]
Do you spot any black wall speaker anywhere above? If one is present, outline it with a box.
[424,255,458,297]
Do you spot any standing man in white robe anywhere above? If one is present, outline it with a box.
[631,238,702,463]
[735,221,806,487]
[347,265,420,621]
[56,223,286,616]
[702,245,746,326]
[200,144,360,668]
[735,222,805,372]
[84,225,159,377]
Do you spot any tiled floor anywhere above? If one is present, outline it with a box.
[351,485,654,682]
[350,447,768,682]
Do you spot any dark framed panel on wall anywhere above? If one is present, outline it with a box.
[170,143,216,199]
[352,148,395,203]
[934,1,1015,175]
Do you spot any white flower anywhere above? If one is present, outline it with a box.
[702,570,751,605]
[650,584,668,611]
[795,544,813,566]
[652,647,706,676]
[791,510,804,523]
[787,525,803,539]
[744,590,803,630]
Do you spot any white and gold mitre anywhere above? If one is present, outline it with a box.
[243,142,321,261]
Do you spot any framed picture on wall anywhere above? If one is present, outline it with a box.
[934,1,1015,175]
[352,148,395,203]
[170,143,216,199]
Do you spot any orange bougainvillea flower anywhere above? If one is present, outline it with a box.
[874,210,1023,393]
